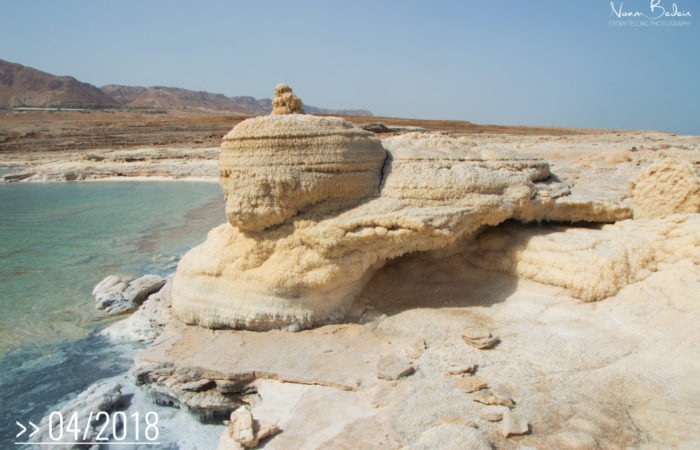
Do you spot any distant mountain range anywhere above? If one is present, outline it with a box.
[0,59,373,116]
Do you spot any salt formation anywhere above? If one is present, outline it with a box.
[101,275,174,342]
[127,121,700,447]
[500,410,529,437]
[270,83,304,115]
[32,382,123,448]
[132,235,700,448]
[93,274,166,314]
[170,109,699,331]
[217,406,279,449]
[464,214,700,301]
[172,118,572,331]
[631,158,700,219]
[217,115,386,231]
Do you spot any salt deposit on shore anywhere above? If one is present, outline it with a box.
[1,146,220,182]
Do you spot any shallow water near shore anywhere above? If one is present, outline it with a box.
[0,331,139,448]
[0,181,225,356]
[0,330,226,449]
[0,181,226,449]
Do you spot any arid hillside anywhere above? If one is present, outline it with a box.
[0,59,121,108]
[0,59,373,116]
[100,85,268,114]
[100,85,373,116]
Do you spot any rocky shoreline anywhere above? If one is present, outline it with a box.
[1,147,220,182]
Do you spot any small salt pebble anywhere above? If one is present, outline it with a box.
[455,377,488,393]
[479,405,509,422]
[472,389,515,408]
[462,329,491,340]
[447,360,476,375]
[501,410,529,437]
[461,333,500,349]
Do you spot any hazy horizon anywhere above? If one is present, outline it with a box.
[1,0,698,134]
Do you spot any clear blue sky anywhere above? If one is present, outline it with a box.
[1,0,698,134]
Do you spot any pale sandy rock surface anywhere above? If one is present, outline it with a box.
[93,275,129,309]
[473,389,515,408]
[456,129,700,224]
[455,377,488,393]
[404,424,494,450]
[375,354,414,380]
[128,322,426,411]
[437,416,477,428]
[446,359,475,375]
[126,233,700,447]
[92,275,126,295]
[217,430,245,450]
[121,274,165,302]
[462,331,500,349]
[363,248,700,448]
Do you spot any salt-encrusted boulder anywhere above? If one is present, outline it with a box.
[270,83,304,115]
[101,274,174,342]
[218,114,386,231]
[172,117,568,331]
[92,275,126,296]
[94,277,129,310]
[94,274,166,315]
[216,406,279,449]
[122,274,166,304]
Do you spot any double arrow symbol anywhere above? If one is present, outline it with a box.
[16,421,40,438]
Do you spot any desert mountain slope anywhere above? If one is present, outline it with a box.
[0,59,372,115]
[0,59,120,108]
[100,85,267,114]
[100,84,373,116]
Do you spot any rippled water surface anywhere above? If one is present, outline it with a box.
[0,181,224,355]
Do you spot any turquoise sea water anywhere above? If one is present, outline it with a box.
[0,181,225,355]
[0,180,227,449]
